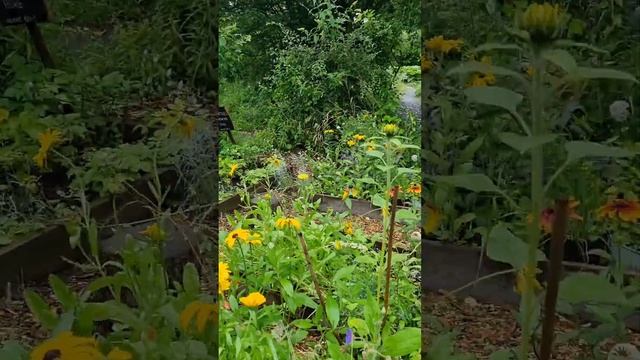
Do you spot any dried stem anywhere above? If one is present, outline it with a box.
[298,232,331,329]
[539,199,569,360]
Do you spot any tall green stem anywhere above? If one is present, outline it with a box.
[519,53,545,360]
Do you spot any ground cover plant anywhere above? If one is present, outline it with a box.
[423,1,640,359]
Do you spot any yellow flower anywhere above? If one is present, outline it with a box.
[179,301,216,334]
[515,265,543,295]
[264,192,272,200]
[347,139,357,147]
[597,199,640,222]
[228,163,239,177]
[466,73,496,88]
[424,205,441,234]
[140,223,166,242]
[297,173,310,181]
[343,221,354,236]
[353,134,366,142]
[219,262,231,294]
[526,65,535,77]
[421,55,434,72]
[425,35,464,54]
[225,228,250,248]
[342,188,350,200]
[107,347,133,360]
[247,232,262,245]
[178,118,195,138]
[275,217,302,231]
[520,2,563,42]
[30,331,102,360]
[240,292,266,307]
[269,156,282,167]
[334,240,343,250]
[33,129,63,169]
[383,123,399,136]
[366,143,375,151]
[0,108,8,123]
[407,183,421,195]
[324,129,335,134]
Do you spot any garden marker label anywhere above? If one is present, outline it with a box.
[0,0,49,25]
[216,106,235,143]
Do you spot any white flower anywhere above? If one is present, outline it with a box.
[607,343,640,360]
[411,154,418,162]
[609,100,630,122]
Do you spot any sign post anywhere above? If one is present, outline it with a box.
[1,0,54,67]
[216,106,236,144]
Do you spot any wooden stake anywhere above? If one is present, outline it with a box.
[25,22,54,68]
[381,185,400,330]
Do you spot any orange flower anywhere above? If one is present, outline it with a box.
[527,199,582,234]
[407,183,421,195]
[388,186,402,198]
[597,199,640,222]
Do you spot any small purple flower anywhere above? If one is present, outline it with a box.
[345,328,353,345]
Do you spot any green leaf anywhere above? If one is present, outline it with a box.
[380,327,421,356]
[565,141,635,163]
[459,136,485,163]
[182,263,200,295]
[487,223,546,269]
[432,174,501,193]
[448,62,525,82]
[48,274,77,311]
[489,349,516,360]
[24,290,58,330]
[371,194,387,209]
[348,317,369,336]
[366,150,384,159]
[291,319,313,329]
[332,265,356,283]
[396,209,418,222]
[0,341,29,360]
[325,296,340,329]
[52,312,75,335]
[542,49,578,74]
[498,132,558,154]
[327,340,347,360]
[575,67,638,83]
[552,40,608,54]
[559,273,628,305]
[464,86,523,117]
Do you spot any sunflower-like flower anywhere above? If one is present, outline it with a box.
[297,173,310,181]
[383,123,399,136]
[239,292,266,307]
[597,199,640,223]
[343,221,354,236]
[421,55,434,72]
[179,301,216,334]
[407,183,421,195]
[30,331,102,360]
[178,117,196,138]
[353,134,366,142]
[219,262,231,294]
[225,228,261,248]
[106,347,133,360]
[425,36,463,54]
[424,205,441,234]
[347,139,357,147]
[33,129,63,169]
[466,56,497,88]
[527,199,582,234]
[228,163,239,178]
[520,2,563,43]
[275,217,302,231]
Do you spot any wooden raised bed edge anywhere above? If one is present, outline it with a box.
[0,168,179,292]
[422,239,640,331]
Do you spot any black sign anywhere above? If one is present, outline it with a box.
[0,0,49,26]
[217,107,234,132]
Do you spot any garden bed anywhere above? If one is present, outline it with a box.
[0,168,179,292]
[422,239,640,331]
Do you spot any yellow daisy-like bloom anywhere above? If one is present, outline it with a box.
[366,143,376,151]
[520,2,562,42]
[268,156,282,167]
[179,301,216,334]
[407,183,421,195]
[334,240,343,250]
[275,217,302,231]
[343,221,354,236]
[297,173,310,181]
[383,123,399,136]
[466,73,496,88]
[526,65,535,77]
[347,139,357,147]
[424,205,441,234]
[33,129,63,169]
[515,265,543,295]
[597,199,640,223]
[30,331,102,360]
[264,192,272,201]
[219,262,231,294]
[178,118,196,138]
[246,232,262,245]
[106,347,133,360]
[421,55,434,72]
[342,188,350,201]
[353,134,366,142]
[140,223,166,242]
[228,163,239,178]
[324,129,335,134]
[225,228,249,248]
[239,292,266,307]
[425,35,464,54]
